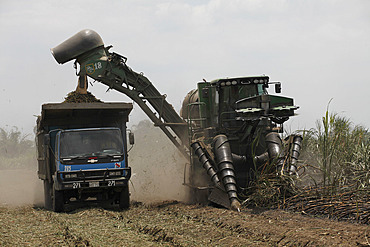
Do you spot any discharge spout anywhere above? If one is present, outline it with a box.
[51,29,104,64]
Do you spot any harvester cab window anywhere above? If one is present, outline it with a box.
[237,85,258,99]
[219,85,259,129]
[221,85,259,110]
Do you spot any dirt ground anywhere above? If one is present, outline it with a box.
[1,161,368,246]
[0,201,368,246]
[0,169,368,246]
[1,123,368,246]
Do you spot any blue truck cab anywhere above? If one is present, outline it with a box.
[36,102,133,212]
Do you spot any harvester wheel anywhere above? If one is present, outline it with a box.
[43,180,52,210]
[119,186,130,210]
[52,185,64,212]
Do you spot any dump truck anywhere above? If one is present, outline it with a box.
[50,29,302,211]
[36,102,133,212]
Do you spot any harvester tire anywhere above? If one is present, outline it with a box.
[119,186,130,210]
[43,180,52,210]
[52,185,64,212]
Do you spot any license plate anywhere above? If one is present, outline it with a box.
[89,181,99,187]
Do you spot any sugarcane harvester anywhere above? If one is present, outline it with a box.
[51,29,303,211]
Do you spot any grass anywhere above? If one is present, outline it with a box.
[278,105,370,223]
[244,104,369,218]
[302,107,369,194]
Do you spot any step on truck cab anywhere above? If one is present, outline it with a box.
[36,102,133,212]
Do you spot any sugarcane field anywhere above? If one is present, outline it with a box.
[1,115,369,246]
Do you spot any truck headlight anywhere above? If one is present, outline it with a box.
[109,171,121,176]
[65,173,78,179]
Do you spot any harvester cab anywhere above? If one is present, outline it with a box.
[193,76,296,127]
[51,29,303,211]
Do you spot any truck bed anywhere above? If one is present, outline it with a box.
[37,102,133,130]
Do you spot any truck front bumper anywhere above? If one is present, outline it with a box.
[55,167,131,190]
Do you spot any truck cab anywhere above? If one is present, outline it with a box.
[36,103,133,212]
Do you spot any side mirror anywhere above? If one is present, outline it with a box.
[129,132,135,145]
[275,82,281,93]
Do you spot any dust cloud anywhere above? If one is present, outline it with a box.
[128,120,191,203]
[0,168,43,207]
[0,127,43,207]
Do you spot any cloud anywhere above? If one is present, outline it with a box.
[0,0,369,134]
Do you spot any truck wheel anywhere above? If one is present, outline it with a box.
[43,180,52,210]
[52,185,64,212]
[119,186,130,210]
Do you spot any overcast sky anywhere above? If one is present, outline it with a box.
[0,0,369,135]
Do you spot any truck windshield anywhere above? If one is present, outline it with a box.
[59,129,123,158]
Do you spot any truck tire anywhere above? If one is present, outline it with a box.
[52,185,64,212]
[43,180,52,210]
[119,186,130,210]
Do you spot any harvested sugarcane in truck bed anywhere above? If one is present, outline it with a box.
[64,91,102,103]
